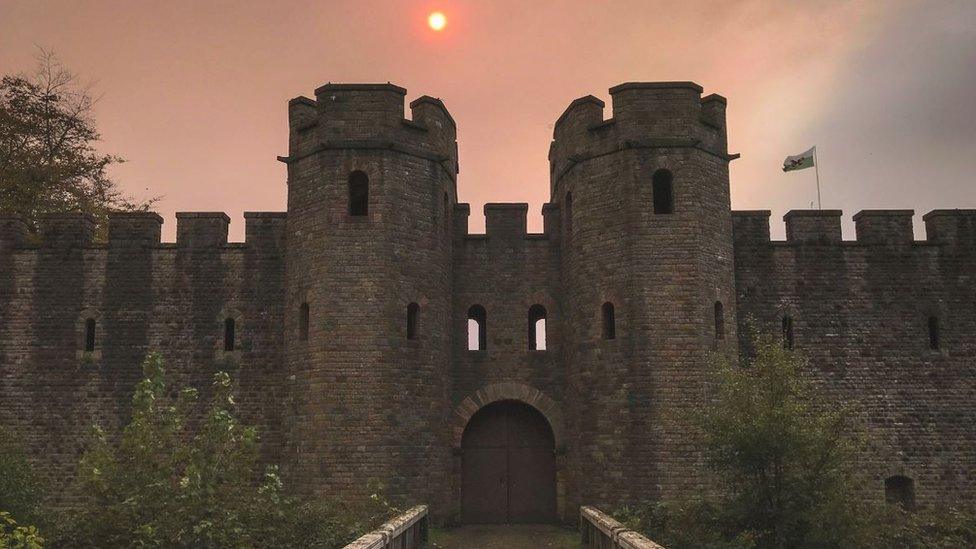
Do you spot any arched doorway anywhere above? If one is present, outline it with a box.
[461,400,556,523]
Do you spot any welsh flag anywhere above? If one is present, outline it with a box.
[783,146,816,172]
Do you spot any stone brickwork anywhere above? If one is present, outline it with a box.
[0,81,973,521]
[733,208,976,507]
[0,211,286,500]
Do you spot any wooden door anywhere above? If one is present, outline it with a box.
[461,400,556,523]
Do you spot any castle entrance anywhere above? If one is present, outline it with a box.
[461,400,556,523]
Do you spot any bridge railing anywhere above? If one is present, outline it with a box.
[343,505,428,549]
[580,505,666,549]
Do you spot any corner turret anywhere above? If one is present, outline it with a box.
[281,82,457,512]
[550,82,737,510]
[283,83,458,178]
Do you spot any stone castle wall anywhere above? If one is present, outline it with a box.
[0,211,286,499]
[0,81,973,519]
[733,209,976,506]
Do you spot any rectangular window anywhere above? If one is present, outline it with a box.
[84,318,96,352]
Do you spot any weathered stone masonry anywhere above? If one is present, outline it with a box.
[0,81,973,521]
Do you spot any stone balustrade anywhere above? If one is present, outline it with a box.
[343,505,428,549]
[580,506,666,549]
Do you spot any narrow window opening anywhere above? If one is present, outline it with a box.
[84,318,96,352]
[299,302,309,342]
[224,318,236,351]
[928,316,940,350]
[348,171,369,216]
[602,302,616,340]
[714,301,725,340]
[467,305,487,351]
[443,192,450,231]
[782,315,794,349]
[528,305,548,351]
[407,302,420,340]
[652,169,674,214]
[885,476,916,510]
[564,192,573,238]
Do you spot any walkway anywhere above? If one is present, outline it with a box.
[431,524,580,549]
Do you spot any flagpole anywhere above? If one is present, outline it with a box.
[813,146,822,210]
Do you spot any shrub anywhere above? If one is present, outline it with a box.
[0,512,44,549]
[617,328,976,548]
[868,504,976,549]
[51,353,395,548]
[0,427,43,525]
[695,328,863,548]
[616,500,757,549]
[617,327,865,548]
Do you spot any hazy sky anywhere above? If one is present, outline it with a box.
[2,0,974,240]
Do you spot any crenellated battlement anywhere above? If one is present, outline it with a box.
[0,212,287,251]
[484,203,529,241]
[733,209,976,248]
[785,210,843,244]
[40,213,96,248]
[854,210,915,247]
[108,212,163,247]
[549,82,731,196]
[923,209,976,248]
[0,215,29,250]
[175,212,230,249]
[281,83,458,178]
[450,203,558,244]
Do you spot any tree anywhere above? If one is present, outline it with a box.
[0,49,154,235]
[618,327,868,549]
[53,354,394,548]
[696,328,865,548]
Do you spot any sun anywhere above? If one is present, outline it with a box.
[428,11,447,31]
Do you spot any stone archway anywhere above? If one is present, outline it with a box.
[452,383,564,449]
[461,400,556,523]
[452,384,566,522]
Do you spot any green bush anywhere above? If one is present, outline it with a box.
[616,500,757,549]
[867,505,976,548]
[50,353,395,548]
[0,512,44,549]
[694,328,863,548]
[0,428,43,525]
[616,328,976,548]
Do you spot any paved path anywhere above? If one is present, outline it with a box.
[431,524,580,549]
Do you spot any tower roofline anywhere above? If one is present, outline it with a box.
[313,82,407,95]
[410,96,457,129]
[609,81,704,94]
[554,95,605,129]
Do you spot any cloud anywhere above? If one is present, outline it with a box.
[816,0,976,144]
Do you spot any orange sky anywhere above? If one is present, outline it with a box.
[2,0,974,240]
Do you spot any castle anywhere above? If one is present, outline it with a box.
[0,82,973,524]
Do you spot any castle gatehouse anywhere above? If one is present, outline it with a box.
[1,82,973,522]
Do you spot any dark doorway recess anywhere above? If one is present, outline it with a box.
[461,400,556,524]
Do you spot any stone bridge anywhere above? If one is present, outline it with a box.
[343,505,665,548]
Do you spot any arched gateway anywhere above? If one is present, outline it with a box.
[460,400,557,523]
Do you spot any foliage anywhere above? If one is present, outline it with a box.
[616,500,756,549]
[52,353,395,548]
[0,513,44,549]
[0,48,155,235]
[867,504,976,549]
[0,427,43,525]
[617,327,976,548]
[617,327,863,548]
[694,327,863,548]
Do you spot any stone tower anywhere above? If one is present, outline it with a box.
[549,83,738,509]
[280,84,458,508]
